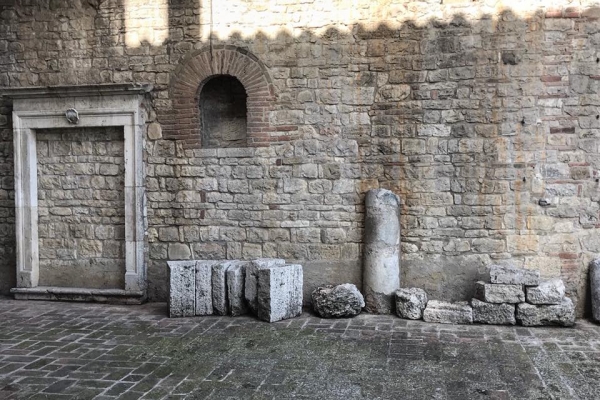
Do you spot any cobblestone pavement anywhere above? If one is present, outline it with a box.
[1,298,600,400]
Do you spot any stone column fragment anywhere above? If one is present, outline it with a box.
[195,260,220,316]
[212,261,235,316]
[363,189,400,314]
[168,261,196,318]
[227,261,250,317]
[245,258,286,314]
[258,264,303,323]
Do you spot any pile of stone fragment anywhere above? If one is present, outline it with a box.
[168,258,303,323]
[396,264,575,327]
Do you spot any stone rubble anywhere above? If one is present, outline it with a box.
[474,281,525,304]
[395,288,428,320]
[526,279,565,305]
[471,298,516,325]
[516,298,575,327]
[258,264,303,323]
[311,283,364,318]
[168,261,196,318]
[423,300,473,325]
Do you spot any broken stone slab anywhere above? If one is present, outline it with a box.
[591,259,600,322]
[245,258,286,315]
[258,264,303,323]
[474,281,525,304]
[395,288,428,320]
[526,279,565,305]
[489,264,540,286]
[311,284,365,318]
[227,261,250,317]
[195,260,220,316]
[168,261,195,318]
[212,260,236,316]
[471,298,516,325]
[423,300,473,325]
[516,298,575,327]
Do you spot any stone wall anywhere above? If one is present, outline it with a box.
[1,0,600,315]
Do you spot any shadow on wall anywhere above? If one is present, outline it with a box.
[0,1,600,317]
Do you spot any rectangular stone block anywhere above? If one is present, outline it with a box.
[212,261,235,316]
[526,279,565,305]
[257,264,303,323]
[245,258,286,314]
[195,260,220,316]
[489,264,540,286]
[423,300,473,324]
[516,298,575,327]
[227,261,250,317]
[471,298,516,325]
[474,281,524,304]
[168,261,195,318]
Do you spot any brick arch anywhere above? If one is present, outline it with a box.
[164,45,279,148]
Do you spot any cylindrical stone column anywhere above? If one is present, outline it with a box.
[591,258,600,321]
[363,189,400,314]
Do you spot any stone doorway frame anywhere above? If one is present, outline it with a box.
[2,84,150,303]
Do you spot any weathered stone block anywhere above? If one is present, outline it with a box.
[257,264,303,323]
[212,261,234,316]
[245,258,286,314]
[489,265,540,286]
[311,284,364,318]
[516,298,575,327]
[395,288,428,320]
[526,279,565,305]
[168,261,195,318]
[471,298,516,325]
[195,260,219,316]
[591,259,600,322]
[227,261,250,317]
[423,300,473,325]
[474,281,524,304]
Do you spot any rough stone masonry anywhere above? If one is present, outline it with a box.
[1,0,600,317]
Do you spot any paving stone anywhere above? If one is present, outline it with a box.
[226,261,250,317]
[526,279,565,305]
[395,288,428,320]
[516,298,576,327]
[257,264,303,323]
[311,284,364,318]
[195,260,220,316]
[471,298,516,325]
[167,261,195,318]
[489,264,540,286]
[474,281,525,304]
[422,300,473,325]
[245,258,285,314]
[212,261,235,316]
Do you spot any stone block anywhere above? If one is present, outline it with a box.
[227,261,250,317]
[474,281,524,304]
[471,298,516,325]
[168,261,195,318]
[245,258,286,314]
[526,279,565,305]
[395,288,428,320]
[423,300,473,325]
[257,264,303,323]
[195,260,219,316]
[212,261,235,316]
[311,284,364,318]
[489,264,540,286]
[516,298,575,327]
[591,259,600,322]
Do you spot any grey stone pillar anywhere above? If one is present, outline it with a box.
[363,189,400,314]
[591,258,600,321]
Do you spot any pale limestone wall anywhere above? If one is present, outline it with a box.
[36,128,126,289]
[1,0,600,315]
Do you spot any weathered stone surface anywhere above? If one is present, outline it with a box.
[395,288,428,320]
[474,281,525,304]
[195,260,219,316]
[363,189,401,314]
[591,259,600,322]
[258,264,303,323]
[227,261,250,317]
[311,284,364,318]
[516,298,575,327]
[471,298,516,325]
[489,265,540,286]
[245,258,286,314]
[168,261,195,318]
[526,279,565,305]
[423,300,473,325]
[212,261,234,316]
